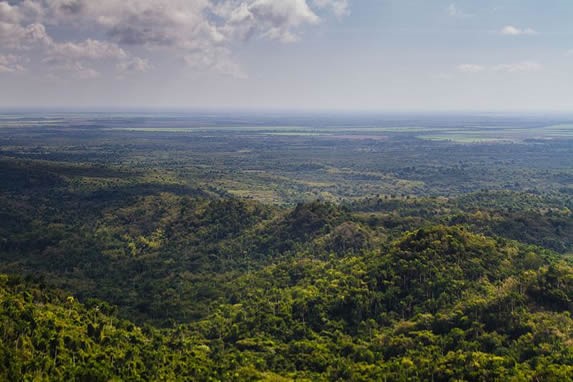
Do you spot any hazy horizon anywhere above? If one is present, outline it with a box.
[1,108,573,116]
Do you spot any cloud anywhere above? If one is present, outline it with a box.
[457,61,542,74]
[0,2,20,23]
[446,3,471,18]
[184,48,247,79]
[49,39,128,61]
[45,61,100,80]
[218,0,320,43]
[0,54,26,73]
[457,64,485,73]
[492,61,541,73]
[313,0,349,18]
[499,25,537,36]
[117,57,152,73]
[0,22,51,49]
[0,0,345,78]
[66,62,100,79]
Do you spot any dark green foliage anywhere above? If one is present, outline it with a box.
[2,221,572,380]
[1,114,573,380]
[0,159,572,380]
[0,275,217,381]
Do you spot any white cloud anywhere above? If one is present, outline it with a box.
[447,3,471,18]
[46,61,100,80]
[499,25,537,36]
[313,0,349,18]
[457,61,542,74]
[0,54,26,73]
[457,64,485,73]
[218,0,320,43]
[184,47,247,79]
[0,2,20,23]
[117,57,152,73]
[50,39,128,61]
[0,22,51,48]
[492,61,541,73]
[68,62,100,79]
[0,0,346,78]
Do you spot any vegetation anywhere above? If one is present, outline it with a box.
[0,113,572,380]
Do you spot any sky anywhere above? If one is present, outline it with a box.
[0,0,572,111]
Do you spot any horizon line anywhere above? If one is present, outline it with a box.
[1,107,573,116]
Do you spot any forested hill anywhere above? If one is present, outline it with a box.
[0,159,572,380]
[1,225,572,380]
[1,213,573,379]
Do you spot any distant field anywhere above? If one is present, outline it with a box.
[1,112,572,203]
[91,123,573,145]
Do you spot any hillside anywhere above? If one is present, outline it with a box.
[0,143,572,380]
[1,222,572,380]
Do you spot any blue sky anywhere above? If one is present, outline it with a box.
[1,0,572,111]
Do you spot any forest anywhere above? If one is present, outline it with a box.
[0,112,572,381]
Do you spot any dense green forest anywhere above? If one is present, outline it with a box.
[1,113,572,380]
